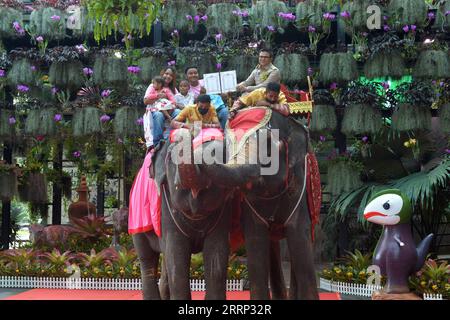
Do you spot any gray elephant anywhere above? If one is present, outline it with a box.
[202,109,319,300]
[137,128,248,300]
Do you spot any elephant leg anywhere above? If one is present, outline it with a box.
[242,211,271,300]
[288,265,297,300]
[203,219,230,300]
[269,240,287,300]
[159,255,170,300]
[285,212,319,300]
[164,232,192,300]
[132,232,161,300]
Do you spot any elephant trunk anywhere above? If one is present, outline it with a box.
[202,163,261,189]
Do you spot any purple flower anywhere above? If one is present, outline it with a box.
[0,69,5,77]
[194,15,200,24]
[72,151,81,158]
[362,32,369,37]
[410,24,417,32]
[383,25,391,32]
[50,15,61,21]
[278,12,296,21]
[17,84,29,92]
[75,44,87,53]
[308,67,313,76]
[381,82,390,90]
[428,12,435,19]
[127,66,141,74]
[127,34,133,41]
[53,114,62,122]
[51,87,58,95]
[136,117,144,125]
[215,33,222,41]
[83,67,93,76]
[8,116,16,125]
[445,149,450,154]
[167,60,176,66]
[186,15,193,21]
[308,25,316,33]
[319,135,326,142]
[12,21,21,31]
[446,11,450,16]
[101,89,111,98]
[117,138,123,144]
[100,114,111,123]
[30,65,36,71]
[241,10,249,18]
[432,80,437,86]
[216,62,222,70]
[383,16,388,21]
[362,136,369,143]
[201,15,208,21]
[171,29,179,37]
[329,82,338,90]
[267,25,276,32]
[402,25,409,33]
[440,81,445,87]
[341,11,351,19]
[36,36,44,43]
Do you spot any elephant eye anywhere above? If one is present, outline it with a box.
[383,201,390,210]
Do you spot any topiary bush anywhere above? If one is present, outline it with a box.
[364,50,405,79]
[388,0,427,30]
[310,89,337,132]
[49,60,84,93]
[341,0,375,34]
[93,55,128,88]
[0,7,23,38]
[439,103,450,133]
[138,56,166,84]
[327,159,363,197]
[18,172,48,204]
[72,107,102,137]
[161,0,197,32]
[29,7,67,41]
[413,50,450,79]
[227,55,258,83]
[250,0,288,30]
[7,59,36,87]
[319,52,359,85]
[114,106,141,139]
[205,3,243,36]
[273,53,310,85]
[295,0,327,29]
[392,103,431,132]
[24,108,58,137]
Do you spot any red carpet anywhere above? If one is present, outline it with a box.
[3,289,340,300]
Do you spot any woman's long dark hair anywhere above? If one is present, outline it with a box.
[160,67,177,94]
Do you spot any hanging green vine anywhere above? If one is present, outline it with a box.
[84,0,164,48]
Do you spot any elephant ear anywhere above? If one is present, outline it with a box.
[152,140,168,196]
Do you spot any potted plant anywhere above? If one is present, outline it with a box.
[0,161,18,201]
[161,0,197,32]
[391,81,433,132]
[319,52,359,85]
[413,49,450,79]
[387,0,428,31]
[93,53,128,89]
[0,6,23,38]
[327,151,364,197]
[205,3,244,37]
[310,89,337,133]
[341,80,384,135]
[273,53,310,86]
[363,32,406,79]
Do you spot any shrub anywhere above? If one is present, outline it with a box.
[29,7,67,41]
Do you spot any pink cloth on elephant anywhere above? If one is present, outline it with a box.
[128,151,161,236]
[170,128,224,150]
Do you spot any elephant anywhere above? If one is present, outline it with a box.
[201,108,319,300]
[138,128,250,300]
